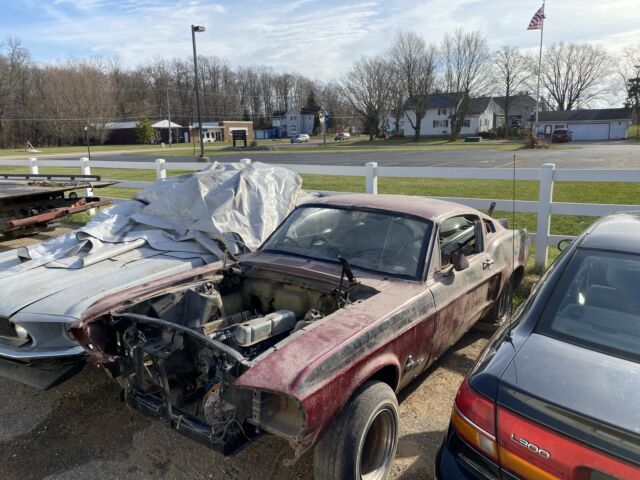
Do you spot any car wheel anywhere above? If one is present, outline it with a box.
[313,381,399,480]
[476,277,514,331]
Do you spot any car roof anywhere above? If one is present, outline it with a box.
[303,194,475,222]
[581,212,640,255]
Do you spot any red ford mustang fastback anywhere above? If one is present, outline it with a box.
[73,194,529,480]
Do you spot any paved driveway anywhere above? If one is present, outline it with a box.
[68,141,640,169]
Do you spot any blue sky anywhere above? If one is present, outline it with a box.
[1,0,638,78]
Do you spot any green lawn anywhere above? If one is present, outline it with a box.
[0,144,193,157]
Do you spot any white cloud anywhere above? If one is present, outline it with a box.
[4,0,640,79]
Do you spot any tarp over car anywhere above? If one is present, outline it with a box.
[0,162,304,321]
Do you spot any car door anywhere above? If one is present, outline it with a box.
[428,214,498,358]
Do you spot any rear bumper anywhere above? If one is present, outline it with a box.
[0,355,85,389]
[436,428,502,480]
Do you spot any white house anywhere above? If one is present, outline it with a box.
[403,94,504,137]
[272,107,320,137]
[536,109,633,141]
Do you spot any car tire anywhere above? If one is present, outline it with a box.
[476,276,514,332]
[313,381,399,480]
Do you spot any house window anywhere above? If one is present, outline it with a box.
[433,120,449,128]
[437,108,448,116]
[462,119,471,128]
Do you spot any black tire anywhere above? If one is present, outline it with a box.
[477,277,514,332]
[313,381,399,480]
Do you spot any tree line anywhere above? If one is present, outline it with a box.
[0,32,638,147]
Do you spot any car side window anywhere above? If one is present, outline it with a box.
[439,215,482,267]
[483,219,496,234]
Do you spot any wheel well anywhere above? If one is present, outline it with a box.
[512,266,525,288]
[368,365,400,392]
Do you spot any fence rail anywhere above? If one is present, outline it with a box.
[2,157,639,268]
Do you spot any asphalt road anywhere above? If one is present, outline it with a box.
[75,141,640,169]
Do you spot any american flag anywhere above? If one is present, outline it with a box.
[527,5,545,30]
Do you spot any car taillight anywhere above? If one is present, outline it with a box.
[451,377,498,461]
[497,408,640,479]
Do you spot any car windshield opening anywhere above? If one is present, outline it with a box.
[261,206,432,279]
[536,249,640,362]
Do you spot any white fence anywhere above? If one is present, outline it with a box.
[2,157,640,268]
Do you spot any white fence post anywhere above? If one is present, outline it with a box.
[365,162,378,194]
[155,158,167,180]
[29,157,38,175]
[535,163,555,268]
[80,157,96,215]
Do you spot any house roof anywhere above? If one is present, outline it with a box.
[404,94,502,116]
[151,120,182,129]
[105,121,138,130]
[272,110,287,117]
[190,122,222,129]
[404,93,459,111]
[492,94,536,110]
[535,108,633,122]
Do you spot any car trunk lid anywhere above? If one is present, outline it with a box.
[496,333,640,478]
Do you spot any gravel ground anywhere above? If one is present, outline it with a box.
[0,229,491,480]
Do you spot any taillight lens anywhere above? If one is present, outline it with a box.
[497,408,640,479]
[451,377,498,461]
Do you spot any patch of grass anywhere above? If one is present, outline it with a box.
[628,125,640,141]
[0,144,193,157]
[299,174,638,238]
[0,165,190,181]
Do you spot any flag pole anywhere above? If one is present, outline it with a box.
[534,0,546,136]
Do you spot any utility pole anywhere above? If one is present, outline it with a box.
[83,125,91,160]
[191,25,207,161]
[533,1,546,137]
[166,87,172,148]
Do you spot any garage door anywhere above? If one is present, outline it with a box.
[568,123,610,141]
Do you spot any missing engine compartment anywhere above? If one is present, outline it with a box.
[93,265,378,454]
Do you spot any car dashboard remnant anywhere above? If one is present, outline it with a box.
[77,264,377,454]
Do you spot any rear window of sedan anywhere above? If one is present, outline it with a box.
[536,249,640,362]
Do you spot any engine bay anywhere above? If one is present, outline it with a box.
[90,264,378,454]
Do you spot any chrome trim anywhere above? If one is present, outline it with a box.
[0,344,84,360]
[454,405,496,441]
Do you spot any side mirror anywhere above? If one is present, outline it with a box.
[557,238,572,252]
[452,251,469,272]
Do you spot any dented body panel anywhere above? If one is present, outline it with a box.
[74,194,529,457]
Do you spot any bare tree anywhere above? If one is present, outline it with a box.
[388,31,436,140]
[441,29,491,139]
[615,43,640,110]
[339,56,392,141]
[539,43,611,111]
[493,45,531,132]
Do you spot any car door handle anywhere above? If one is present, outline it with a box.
[482,258,494,268]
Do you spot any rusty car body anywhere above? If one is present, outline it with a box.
[73,194,529,479]
[0,163,303,390]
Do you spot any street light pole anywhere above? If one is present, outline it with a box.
[191,24,207,161]
[84,125,91,160]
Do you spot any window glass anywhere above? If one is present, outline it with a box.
[439,216,481,266]
[262,206,432,279]
[537,249,640,362]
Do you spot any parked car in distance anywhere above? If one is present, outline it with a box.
[335,132,351,141]
[551,128,571,142]
[74,194,528,480]
[290,133,310,143]
[437,212,640,480]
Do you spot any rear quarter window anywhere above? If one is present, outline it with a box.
[536,249,640,362]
